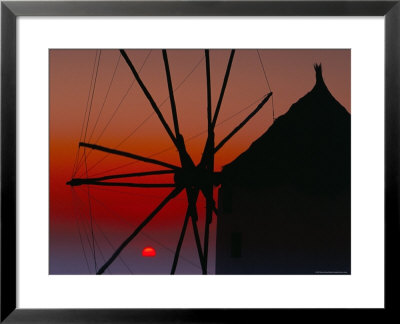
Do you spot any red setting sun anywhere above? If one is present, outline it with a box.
[142,247,156,257]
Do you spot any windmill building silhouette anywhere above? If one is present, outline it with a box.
[216,64,351,274]
[66,50,349,275]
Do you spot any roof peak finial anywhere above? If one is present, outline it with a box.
[314,63,324,84]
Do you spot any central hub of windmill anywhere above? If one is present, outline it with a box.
[174,167,218,188]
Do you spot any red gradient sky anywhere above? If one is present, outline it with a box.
[49,49,350,274]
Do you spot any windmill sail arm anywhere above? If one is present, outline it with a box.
[67,170,174,184]
[67,179,176,188]
[162,50,180,137]
[198,50,214,170]
[170,209,191,274]
[162,50,195,169]
[79,142,180,170]
[205,50,212,128]
[182,188,207,273]
[212,49,235,128]
[119,50,178,148]
[214,92,273,153]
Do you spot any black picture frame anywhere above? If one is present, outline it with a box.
[1,0,399,322]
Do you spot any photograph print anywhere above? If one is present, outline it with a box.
[50,49,350,275]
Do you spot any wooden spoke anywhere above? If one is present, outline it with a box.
[215,92,273,152]
[212,50,235,128]
[170,208,191,274]
[162,50,180,137]
[68,180,176,188]
[205,50,212,128]
[68,170,174,185]
[186,188,207,274]
[202,186,213,271]
[79,142,180,170]
[120,49,178,148]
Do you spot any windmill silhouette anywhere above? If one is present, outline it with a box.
[66,49,272,275]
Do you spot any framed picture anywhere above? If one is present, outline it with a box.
[1,0,399,321]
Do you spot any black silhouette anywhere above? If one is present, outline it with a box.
[67,51,350,275]
[217,64,351,274]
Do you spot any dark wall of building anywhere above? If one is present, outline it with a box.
[217,185,350,274]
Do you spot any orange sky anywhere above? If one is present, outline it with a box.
[49,49,350,274]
